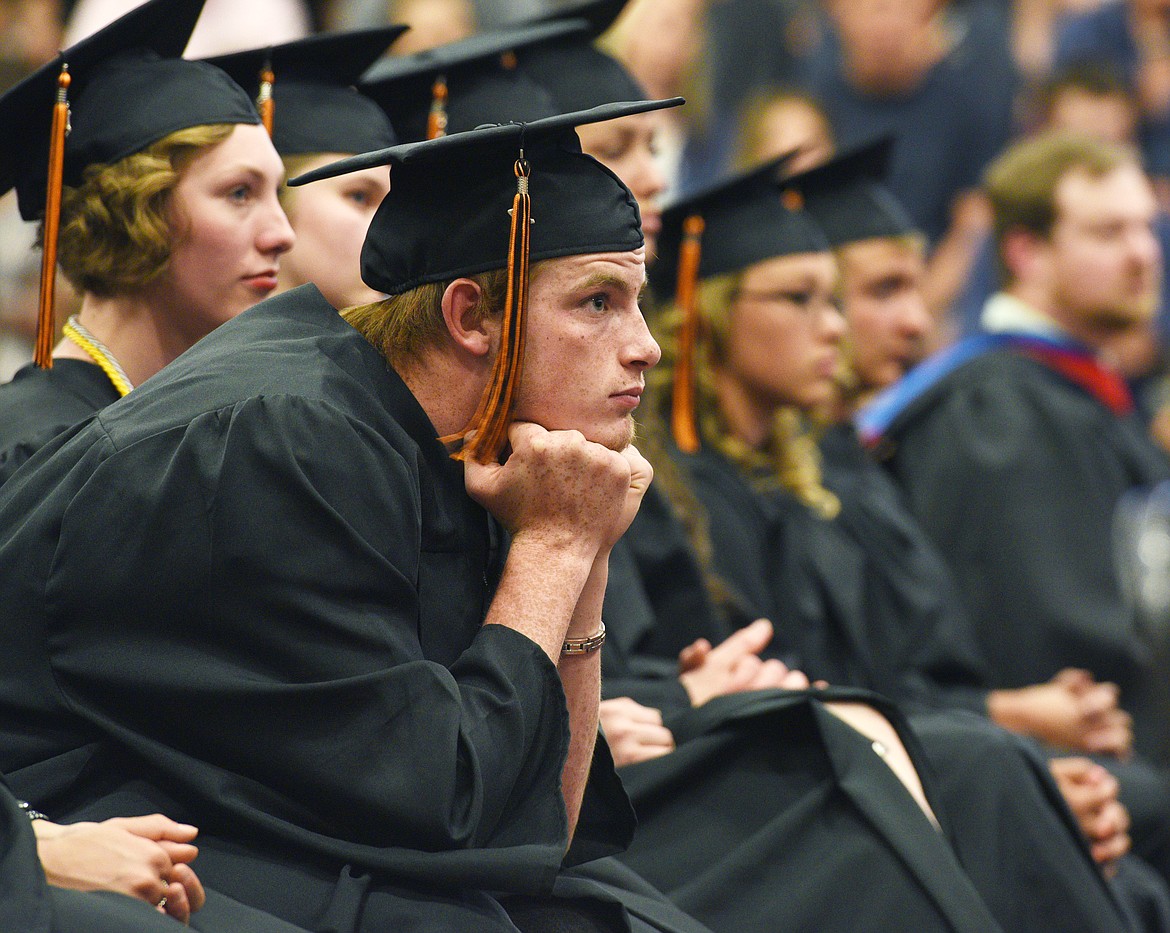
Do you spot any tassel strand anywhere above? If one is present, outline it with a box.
[35,63,71,370]
[671,214,705,453]
[442,158,532,462]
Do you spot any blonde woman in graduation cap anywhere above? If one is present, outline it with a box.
[0,0,293,485]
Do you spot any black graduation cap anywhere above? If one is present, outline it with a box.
[359,21,585,142]
[203,26,406,156]
[289,97,684,463]
[649,152,828,454]
[517,0,645,111]
[520,41,646,113]
[0,0,257,221]
[650,151,827,300]
[0,0,258,368]
[781,138,917,247]
[528,0,630,38]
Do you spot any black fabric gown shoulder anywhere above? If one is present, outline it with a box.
[0,358,119,487]
[878,347,1170,760]
[818,421,991,713]
[0,285,678,933]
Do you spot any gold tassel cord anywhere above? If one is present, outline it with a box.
[35,63,71,370]
[258,65,275,136]
[443,158,532,463]
[427,76,448,140]
[671,214,705,453]
[62,316,133,397]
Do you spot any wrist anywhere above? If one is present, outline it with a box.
[561,621,606,657]
[987,688,1030,731]
[510,527,601,565]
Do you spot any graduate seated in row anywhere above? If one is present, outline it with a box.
[859,130,1170,884]
[594,147,1146,933]
[0,91,731,932]
[202,26,402,312]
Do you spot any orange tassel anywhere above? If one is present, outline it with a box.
[442,158,532,462]
[670,214,705,453]
[35,63,70,370]
[258,64,275,136]
[427,75,448,140]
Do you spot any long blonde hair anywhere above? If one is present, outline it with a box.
[648,270,840,519]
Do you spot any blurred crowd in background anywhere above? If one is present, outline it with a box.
[2,0,1168,389]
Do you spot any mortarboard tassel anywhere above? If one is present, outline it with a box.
[427,75,448,140]
[257,62,275,136]
[670,214,705,453]
[443,156,532,463]
[35,63,71,370]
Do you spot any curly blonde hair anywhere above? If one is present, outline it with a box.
[52,123,236,297]
[648,271,840,519]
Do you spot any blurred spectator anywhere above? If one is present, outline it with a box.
[803,0,1016,341]
[385,0,475,53]
[603,0,709,192]
[0,0,62,91]
[329,0,547,31]
[706,0,820,117]
[1012,0,1111,86]
[955,63,1170,363]
[734,87,834,172]
[63,0,311,56]
[1055,0,1170,203]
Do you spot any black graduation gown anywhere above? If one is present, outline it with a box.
[649,439,1132,932]
[876,347,1170,760]
[603,532,1008,931]
[0,285,681,933]
[818,422,991,713]
[0,358,119,486]
[674,439,988,707]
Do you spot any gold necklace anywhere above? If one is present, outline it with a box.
[62,315,133,397]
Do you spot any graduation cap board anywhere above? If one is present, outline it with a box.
[528,0,630,38]
[520,39,646,113]
[290,97,684,463]
[203,25,407,156]
[515,0,646,111]
[359,20,585,142]
[650,151,829,453]
[781,137,917,247]
[0,0,260,369]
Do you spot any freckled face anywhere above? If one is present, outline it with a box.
[277,154,391,309]
[512,248,661,451]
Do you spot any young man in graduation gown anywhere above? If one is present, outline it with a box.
[860,130,1170,880]
[0,101,715,933]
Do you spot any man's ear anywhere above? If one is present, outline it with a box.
[442,278,492,357]
[1000,227,1046,284]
